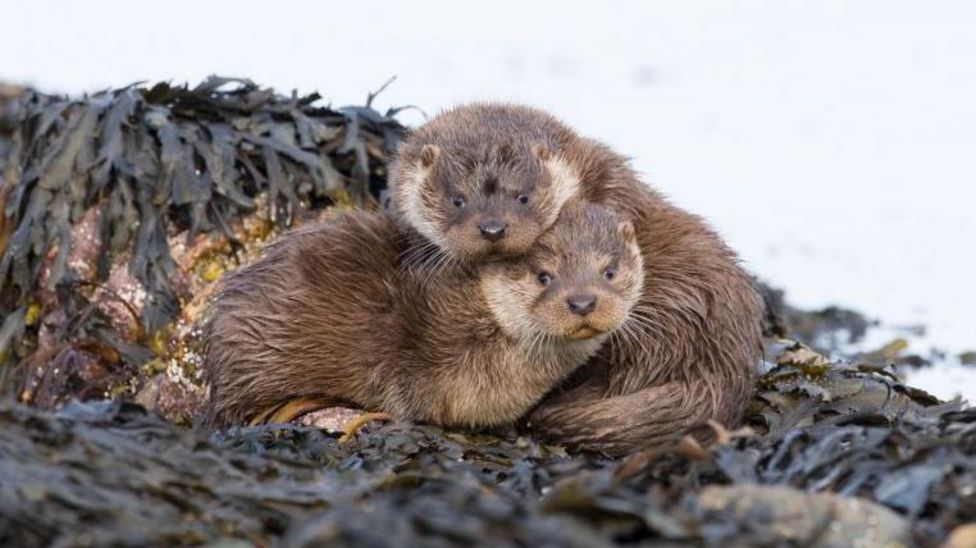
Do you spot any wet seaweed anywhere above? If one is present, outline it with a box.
[0,77,406,394]
[2,79,973,546]
[0,347,971,547]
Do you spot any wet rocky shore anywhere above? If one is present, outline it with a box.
[0,79,973,547]
[2,336,973,547]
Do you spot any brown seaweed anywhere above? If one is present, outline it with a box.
[1,78,973,547]
[0,346,972,547]
[0,77,406,395]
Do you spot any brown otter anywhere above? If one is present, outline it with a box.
[388,103,764,456]
[203,201,643,430]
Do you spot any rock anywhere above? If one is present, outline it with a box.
[133,367,207,425]
[698,484,910,548]
[297,406,363,433]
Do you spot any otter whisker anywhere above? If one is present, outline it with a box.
[532,332,552,360]
[624,312,665,336]
[404,242,446,291]
[629,309,667,328]
[526,331,541,358]
[615,316,653,358]
[400,240,440,270]
[420,247,456,290]
[412,246,434,269]
[609,327,642,361]
[625,314,659,342]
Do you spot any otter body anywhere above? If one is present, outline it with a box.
[389,103,763,455]
[204,203,643,429]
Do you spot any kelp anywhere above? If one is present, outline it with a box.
[0,341,972,547]
[0,77,406,395]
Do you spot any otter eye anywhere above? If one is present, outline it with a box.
[603,267,616,281]
[537,271,553,287]
[452,196,466,208]
[517,194,529,205]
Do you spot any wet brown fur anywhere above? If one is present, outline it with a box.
[203,203,643,430]
[388,103,764,456]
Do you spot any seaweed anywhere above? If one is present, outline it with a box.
[2,78,973,546]
[0,84,23,177]
[0,345,971,547]
[0,77,407,394]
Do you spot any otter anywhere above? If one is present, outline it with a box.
[203,201,643,430]
[388,103,764,456]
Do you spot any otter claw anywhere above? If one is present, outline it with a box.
[338,412,393,443]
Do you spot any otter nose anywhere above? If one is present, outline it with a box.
[477,220,508,242]
[567,294,597,316]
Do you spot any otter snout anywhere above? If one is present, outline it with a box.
[566,293,597,316]
[478,220,508,242]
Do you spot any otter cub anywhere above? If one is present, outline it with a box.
[203,201,643,429]
[389,103,764,456]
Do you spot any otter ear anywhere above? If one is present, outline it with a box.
[617,221,636,242]
[419,144,440,168]
[532,142,551,162]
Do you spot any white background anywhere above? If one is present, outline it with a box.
[2,0,974,398]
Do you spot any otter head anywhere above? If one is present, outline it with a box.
[390,139,579,261]
[480,201,643,344]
